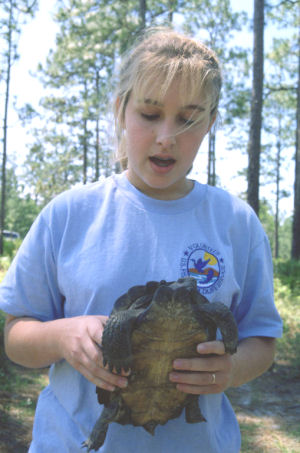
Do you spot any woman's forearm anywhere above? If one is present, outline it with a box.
[4,315,69,368]
[229,336,276,388]
[4,314,128,391]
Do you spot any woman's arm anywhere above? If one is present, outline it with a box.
[4,315,129,391]
[169,337,276,394]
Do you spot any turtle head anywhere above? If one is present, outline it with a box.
[150,278,197,314]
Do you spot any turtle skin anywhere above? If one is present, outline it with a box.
[83,277,238,451]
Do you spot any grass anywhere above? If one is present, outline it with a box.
[273,265,300,368]
[0,305,48,451]
[239,415,300,453]
[233,259,300,452]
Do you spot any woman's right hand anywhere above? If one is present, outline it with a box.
[59,315,129,391]
[5,314,129,392]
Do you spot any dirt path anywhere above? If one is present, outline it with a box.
[0,365,48,453]
[0,361,299,452]
[226,362,300,452]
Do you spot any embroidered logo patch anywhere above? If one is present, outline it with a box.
[180,243,225,295]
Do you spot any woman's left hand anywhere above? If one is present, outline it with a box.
[169,340,233,394]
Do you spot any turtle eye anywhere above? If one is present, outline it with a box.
[146,281,160,294]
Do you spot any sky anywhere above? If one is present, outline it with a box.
[3,0,295,218]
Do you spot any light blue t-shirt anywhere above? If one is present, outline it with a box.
[0,172,282,453]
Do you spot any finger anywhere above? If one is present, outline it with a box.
[84,354,129,389]
[197,340,226,355]
[77,355,129,389]
[175,383,220,395]
[170,371,214,387]
[85,334,131,378]
[76,364,116,391]
[173,356,223,372]
[83,339,103,365]
[68,341,129,389]
[171,372,225,395]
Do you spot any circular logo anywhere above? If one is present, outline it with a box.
[180,243,225,294]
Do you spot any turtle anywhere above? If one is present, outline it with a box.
[83,277,238,451]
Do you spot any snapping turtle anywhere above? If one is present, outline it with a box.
[83,277,238,451]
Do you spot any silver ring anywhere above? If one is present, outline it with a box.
[211,373,216,384]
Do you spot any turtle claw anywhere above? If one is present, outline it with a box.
[81,439,98,452]
[81,440,91,451]
[103,354,132,376]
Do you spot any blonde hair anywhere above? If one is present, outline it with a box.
[114,27,222,170]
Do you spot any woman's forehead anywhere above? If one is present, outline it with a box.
[132,79,211,110]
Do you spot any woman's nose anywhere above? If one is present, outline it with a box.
[156,121,176,148]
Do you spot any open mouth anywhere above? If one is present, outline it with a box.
[149,156,176,167]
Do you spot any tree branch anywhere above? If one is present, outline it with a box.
[266,0,299,9]
[264,84,297,99]
[16,0,38,14]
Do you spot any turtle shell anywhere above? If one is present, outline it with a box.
[83,277,238,451]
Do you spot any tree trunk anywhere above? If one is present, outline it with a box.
[139,0,146,28]
[82,81,88,185]
[83,117,88,184]
[95,71,100,181]
[0,1,13,255]
[274,116,282,259]
[207,130,216,186]
[291,11,300,260]
[168,0,175,23]
[247,0,265,216]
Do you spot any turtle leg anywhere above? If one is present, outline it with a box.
[185,395,206,423]
[96,386,111,406]
[82,396,131,451]
[193,296,238,354]
[82,404,117,452]
[101,311,138,373]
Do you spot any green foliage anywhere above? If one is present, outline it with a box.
[0,310,10,379]
[2,167,41,239]
[2,238,21,259]
[6,195,40,238]
[274,259,300,368]
[273,259,300,293]
[259,199,293,259]
[278,217,293,260]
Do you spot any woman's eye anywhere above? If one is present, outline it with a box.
[141,113,159,121]
[179,117,195,126]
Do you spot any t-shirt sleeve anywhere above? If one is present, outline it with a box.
[233,233,283,340]
[0,209,64,321]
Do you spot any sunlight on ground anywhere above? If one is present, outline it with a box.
[238,413,300,453]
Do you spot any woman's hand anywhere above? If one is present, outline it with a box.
[5,314,129,392]
[58,315,129,391]
[169,340,233,394]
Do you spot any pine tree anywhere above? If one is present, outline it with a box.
[247,0,265,215]
[0,0,38,255]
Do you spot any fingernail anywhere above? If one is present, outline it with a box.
[173,360,183,369]
[169,373,179,382]
[197,344,206,353]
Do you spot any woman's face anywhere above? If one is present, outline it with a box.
[123,79,215,200]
